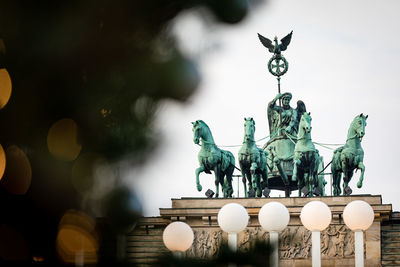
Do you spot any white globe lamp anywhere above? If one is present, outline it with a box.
[258,202,290,267]
[218,203,249,252]
[300,201,332,267]
[343,200,374,267]
[163,221,194,257]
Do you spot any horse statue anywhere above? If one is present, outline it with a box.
[331,113,368,196]
[292,112,320,196]
[192,120,234,198]
[238,118,269,197]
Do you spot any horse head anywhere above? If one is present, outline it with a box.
[192,120,201,144]
[352,113,368,139]
[299,112,312,135]
[192,120,213,145]
[243,117,255,142]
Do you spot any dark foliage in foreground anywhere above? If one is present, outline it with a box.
[0,0,264,265]
[155,241,272,267]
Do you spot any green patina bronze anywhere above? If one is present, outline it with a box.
[190,32,369,198]
[258,31,292,78]
[263,92,307,196]
[258,31,327,197]
[258,31,293,97]
[238,117,269,198]
[192,120,234,198]
[292,112,323,196]
[267,92,306,137]
[331,114,368,196]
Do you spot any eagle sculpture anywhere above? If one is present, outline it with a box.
[257,31,293,56]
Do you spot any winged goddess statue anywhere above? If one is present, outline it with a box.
[257,31,293,77]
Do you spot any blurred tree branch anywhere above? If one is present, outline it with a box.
[0,0,263,264]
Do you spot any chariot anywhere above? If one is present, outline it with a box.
[192,31,367,198]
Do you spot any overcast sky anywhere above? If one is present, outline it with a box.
[128,0,400,216]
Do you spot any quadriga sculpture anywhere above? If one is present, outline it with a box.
[238,118,269,197]
[331,114,368,196]
[192,120,234,198]
[292,112,320,196]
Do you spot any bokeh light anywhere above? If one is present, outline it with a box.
[1,145,32,195]
[47,118,82,161]
[0,224,29,261]
[56,210,98,265]
[0,144,5,180]
[59,209,96,233]
[0,68,12,109]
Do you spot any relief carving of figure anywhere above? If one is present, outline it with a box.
[335,226,347,258]
[187,225,355,260]
[320,229,329,254]
[188,230,223,258]
[239,229,251,252]
[210,231,222,257]
[298,230,312,258]
[186,230,198,257]
[278,225,355,260]
[196,230,209,258]
[345,231,355,256]
[281,227,291,248]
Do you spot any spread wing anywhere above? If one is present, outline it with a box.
[279,31,293,51]
[296,100,307,116]
[257,33,274,53]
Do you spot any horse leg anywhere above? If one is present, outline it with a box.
[246,169,253,196]
[262,168,269,195]
[225,167,234,198]
[298,172,305,197]
[357,162,365,188]
[331,159,341,196]
[256,174,263,197]
[223,176,229,198]
[343,169,353,195]
[195,166,205,192]
[315,170,321,196]
[253,163,263,198]
[250,162,259,195]
[292,158,299,182]
[331,154,339,196]
[214,165,221,198]
[332,171,341,196]
[308,171,314,197]
[304,172,311,197]
[310,157,317,196]
[340,158,349,195]
[241,168,248,198]
[293,158,301,196]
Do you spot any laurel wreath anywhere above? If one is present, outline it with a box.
[268,55,289,77]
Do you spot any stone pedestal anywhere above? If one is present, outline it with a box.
[157,195,390,267]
